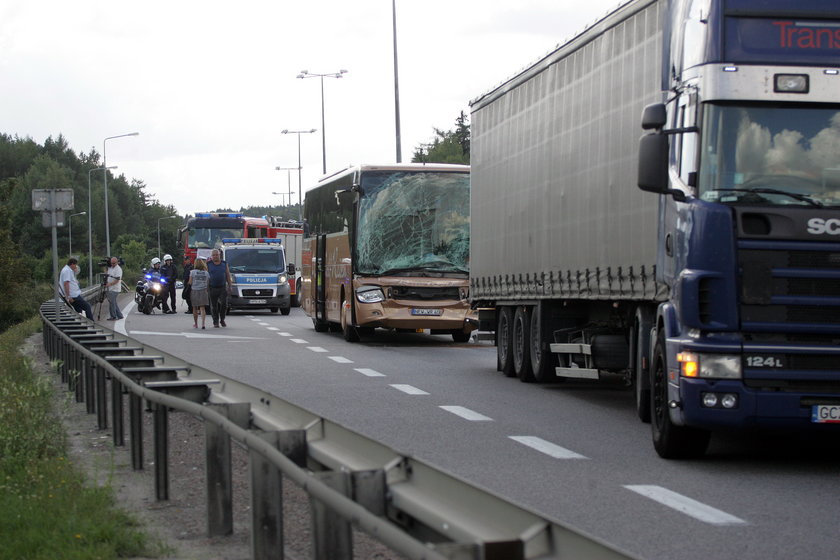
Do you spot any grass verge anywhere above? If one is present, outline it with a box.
[0,317,166,560]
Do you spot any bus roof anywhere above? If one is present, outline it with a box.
[316,163,469,186]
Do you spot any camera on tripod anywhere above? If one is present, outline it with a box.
[98,256,125,268]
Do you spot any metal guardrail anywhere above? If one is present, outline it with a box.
[40,296,637,560]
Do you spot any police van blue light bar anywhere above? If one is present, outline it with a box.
[221,238,283,245]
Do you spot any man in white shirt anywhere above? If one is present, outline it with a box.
[60,257,93,319]
[105,256,124,320]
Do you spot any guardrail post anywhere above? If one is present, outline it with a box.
[96,365,108,429]
[73,349,84,403]
[311,470,353,560]
[130,394,144,470]
[111,376,125,446]
[205,403,251,537]
[153,403,169,501]
[250,432,284,560]
[83,356,96,414]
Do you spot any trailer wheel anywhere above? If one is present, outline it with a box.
[497,307,515,377]
[513,307,535,382]
[528,304,557,383]
[651,332,710,459]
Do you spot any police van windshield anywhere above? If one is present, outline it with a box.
[698,104,840,207]
[226,249,285,274]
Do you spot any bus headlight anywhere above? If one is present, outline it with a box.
[356,285,385,304]
[677,353,741,379]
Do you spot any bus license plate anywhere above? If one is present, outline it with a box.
[411,308,442,316]
[249,299,267,305]
[811,405,840,423]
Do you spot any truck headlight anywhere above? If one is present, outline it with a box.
[356,285,385,304]
[677,352,741,379]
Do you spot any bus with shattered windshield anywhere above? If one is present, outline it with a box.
[300,163,475,342]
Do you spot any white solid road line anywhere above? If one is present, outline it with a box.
[439,405,493,421]
[624,485,747,525]
[508,436,588,460]
[354,368,386,377]
[390,384,429,395]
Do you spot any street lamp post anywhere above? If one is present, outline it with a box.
[280,129,316,220]
[392,0,403,162]
[88,166,117,286]
[157,216,179,258]
[296,70,347,174]
[68,211,86,257]
[274,166,298,212]
[103,132,139,257]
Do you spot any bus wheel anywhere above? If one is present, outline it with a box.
[513,306,535,382]
[528,305,557,383]
[651,332,710,459]
[497,307,515,377]
[341,298,360,342]
[313,318,328,332]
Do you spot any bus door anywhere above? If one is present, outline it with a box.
[315,233,327,323]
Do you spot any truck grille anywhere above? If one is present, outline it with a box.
[739,243,840,335]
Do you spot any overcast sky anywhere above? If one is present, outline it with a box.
[2,0,622,215]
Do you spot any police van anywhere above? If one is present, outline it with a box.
[221,238,292,315]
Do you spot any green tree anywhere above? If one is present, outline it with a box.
[412,111,470,165]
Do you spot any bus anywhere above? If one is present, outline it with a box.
[179,213,271,263]
[301,163,475,342]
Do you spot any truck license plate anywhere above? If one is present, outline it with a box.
[249,299,267,305]
[411,308,442,316]
[811,405,840,423]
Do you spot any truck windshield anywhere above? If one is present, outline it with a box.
[698,104,840,207]
[188,227,241,249]
[356,171,470,276]
[225,249,285,273]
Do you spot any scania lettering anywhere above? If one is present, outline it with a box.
[470,0,840,458]
[221,238,292,315]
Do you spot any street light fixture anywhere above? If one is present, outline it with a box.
[88,166,117,286]
[157,216,179,258]
[68,211,86,257]
[296,69,347,174]
[274,166,298,210]
[280,129,316,220]
[103,132,139,257]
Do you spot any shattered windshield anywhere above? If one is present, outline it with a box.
[356,171,470,276]
[699,104,840,207]
[188,227,241,249]
[225,249,285,274]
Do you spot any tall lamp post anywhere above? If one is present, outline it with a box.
[296,70,347,174]
[274,166,298,213]
[88,166,117,286]
[68,211,86,257]
[103,132,139,257]
[281,129,316,220]
[157,216,179,258]
[392,0,402,162]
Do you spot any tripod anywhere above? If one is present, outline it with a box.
[95,277,108,321]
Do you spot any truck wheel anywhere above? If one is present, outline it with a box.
[513,306,535,382]
[528,304,557,383]
[634,307,654,422]
[341,298,359,342]
[497,307,515,377]
[280,307,291,316]
[291,280,301,307]
[650,332,710,459]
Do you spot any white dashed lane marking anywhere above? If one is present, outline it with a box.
[329,356,353,364]
[439,406,493,421]
[624,485,747,525]
[509,436,588,460]
[277,332,292,336]
[355,368,386,377]
[290,338,308,344]
[307,347,328,353]
[390,384,429,395]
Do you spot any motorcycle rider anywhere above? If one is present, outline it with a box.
[160,254,178,314]
[148,257,163,310]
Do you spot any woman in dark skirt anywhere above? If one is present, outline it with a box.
[189,257,210,329]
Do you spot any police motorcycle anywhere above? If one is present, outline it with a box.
[135,257,168,314]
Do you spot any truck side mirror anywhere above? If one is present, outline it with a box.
[638,132,669,193]
[641,103,667,130]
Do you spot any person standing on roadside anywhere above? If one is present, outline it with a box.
[60,257,93,319]
[207,248,232,328]
[160,254,178,314]
[189,257,210,329]
[182,256,193,314]
[105,256,124,320]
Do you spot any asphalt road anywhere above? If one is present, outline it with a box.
[111,295,840,560]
